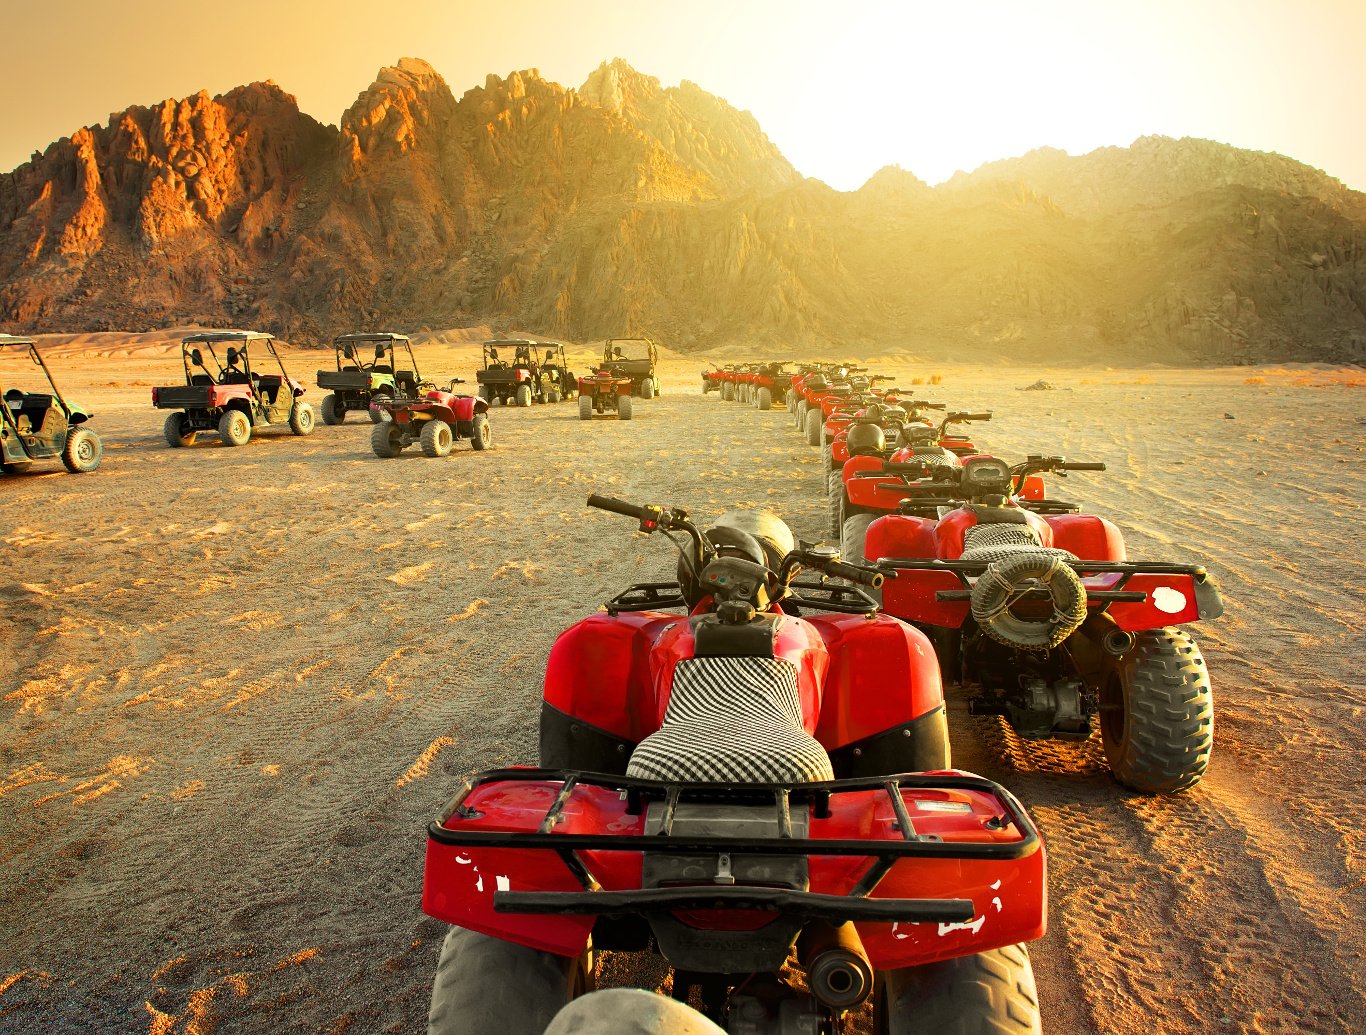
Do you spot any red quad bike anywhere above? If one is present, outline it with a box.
[825,397,945,474]
[749,361,794,411]
[701,364,729,396]
[577,368,635,421]
[836,413,992,558]
[369,378,490,458]
[422,495,1048,1034]
[859,454,1224,794]
[716,365,744,401]
[795,374,862,445]
[152,330,314,447]
[821,389,931,474]
[823,402,945,539]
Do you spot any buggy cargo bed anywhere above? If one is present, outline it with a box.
[316,370,370,390]
[153,385,213,409]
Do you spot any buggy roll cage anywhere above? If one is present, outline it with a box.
[483,339,539,369]
[332,332,418,376]
[0,335,73,423]
[179,331,290,387]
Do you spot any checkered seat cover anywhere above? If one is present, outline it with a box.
[908,446,963,468]
[626,657,835,784]
[960,522,1077,563]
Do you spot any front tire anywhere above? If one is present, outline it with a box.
[516,384,532,408]
[61,427,103,473]
[616,394,633,420]
[578,395,593,421]
[827,471,845,539]
[420,419,454,457]
[841,511,875,567]
[289,402,315,436]
[219,409,251,447]
[875,944,1040,1034]
[320,394,345,425]
[1100,628,1214,793]
[163,412,195,448]
[757,387,772,410]
[428,927,592,1035]
[469,413,491,450]
[371,421,403,458]
[805,408,823,446]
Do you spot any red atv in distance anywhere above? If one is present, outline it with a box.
[577,368,634,420]
[823,402,947,538]
[836,412,992,557]
[153,331,314,447]
[745,361,793,410]
[857,454,1223,794]
[422,495,1046,1033]
[825,397,946,475]
[369,379,490,458]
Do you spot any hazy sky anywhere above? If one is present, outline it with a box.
[3,0,1363,191]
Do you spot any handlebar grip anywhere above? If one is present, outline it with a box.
[960,412,992,421]
[882,461,932,474]
[586,494,647,519]
[1061,462,1106,471]
[825,560,885,588]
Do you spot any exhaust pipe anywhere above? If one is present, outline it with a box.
[798,922,873,1011]
[1103,629,1136,656]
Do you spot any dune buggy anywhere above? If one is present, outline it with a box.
[317,332,422,424]
[0,334,103,474]
[604,337,660,398]
[476,339,544,407]
[534,341,576,402]
[152,331,315,448]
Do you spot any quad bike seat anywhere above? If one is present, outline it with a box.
[626,655,834,784]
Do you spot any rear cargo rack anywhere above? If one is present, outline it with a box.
[430,767,1040,922]
[877,558,1223,617]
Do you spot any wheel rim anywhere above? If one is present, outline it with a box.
[76,437,94,462]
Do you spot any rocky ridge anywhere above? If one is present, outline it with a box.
[1,59,1363,364]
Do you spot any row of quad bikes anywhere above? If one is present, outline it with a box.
[417,362,1221,1034]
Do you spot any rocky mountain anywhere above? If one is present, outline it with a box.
[1,59,1363,364]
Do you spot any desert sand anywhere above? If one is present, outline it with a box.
[0,335,1363,1034]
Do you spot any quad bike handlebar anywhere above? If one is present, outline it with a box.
[587,495,885,594]
[945,411,991,424]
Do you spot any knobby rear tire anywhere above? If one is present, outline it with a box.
[875,944,1040,1034]
[1100,628,1214,794]
[427,927,592,1035]
[420,419,454,457]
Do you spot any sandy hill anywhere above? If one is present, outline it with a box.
[1,59,1363,364]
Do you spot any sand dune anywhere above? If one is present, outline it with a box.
[0,348,1362,1033]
